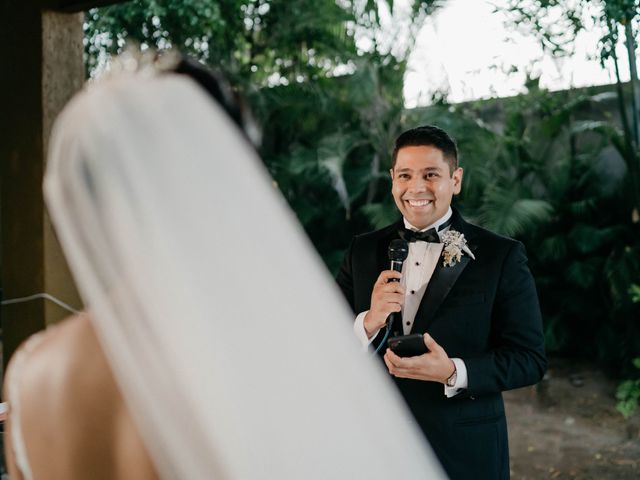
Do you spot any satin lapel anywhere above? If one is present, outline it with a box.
[411,209,476,333]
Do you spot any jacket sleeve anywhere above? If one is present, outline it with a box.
[463,241,547,395]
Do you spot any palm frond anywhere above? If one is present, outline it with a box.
[568,224,621,254]
[567,197,599,219]
[361,201,399,229]
[318,132,365,217]
[538,235,568,262]
[480,187,554,236]
[604,244,640,306]
[565,257,603,290]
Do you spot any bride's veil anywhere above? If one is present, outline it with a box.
[44,59,444,479]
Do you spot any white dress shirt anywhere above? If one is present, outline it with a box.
[353,207,468,397]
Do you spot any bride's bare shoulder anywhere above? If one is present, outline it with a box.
[5,313,158,479]
[10,313,114,409]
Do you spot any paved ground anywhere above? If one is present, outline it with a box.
[506,358,640,480]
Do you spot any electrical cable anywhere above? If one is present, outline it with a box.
[1,293,80,314]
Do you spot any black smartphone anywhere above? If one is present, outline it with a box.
[388,333,429,357]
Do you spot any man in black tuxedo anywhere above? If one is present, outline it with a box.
[336,125,547,479]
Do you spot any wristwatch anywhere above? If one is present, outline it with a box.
[446,365,457,387]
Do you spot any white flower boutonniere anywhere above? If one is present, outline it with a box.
[440,230,475,267]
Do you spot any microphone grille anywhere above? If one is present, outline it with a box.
[388,239,409,262]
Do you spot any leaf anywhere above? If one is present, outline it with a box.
[571,120,620,138]
[480,192,554,237]
[604,244,640,306]
[538,235,568,262]
[590,91,618,103]
[565,257,603,290]
[543,314,569,352]
[616,399,637,418]
[361,201,399,229]
[616,378,640,418]
[568,198,598,219]
[568,224,617,254]
[318,132,363,217]
[631,284,640,303]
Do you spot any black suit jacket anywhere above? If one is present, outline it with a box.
[336,209,547,480]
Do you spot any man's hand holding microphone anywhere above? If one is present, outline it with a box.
[363,270,404,338]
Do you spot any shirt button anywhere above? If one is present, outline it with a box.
[411,290,415,294]
[415,262,420,266]
[405,321,411,326]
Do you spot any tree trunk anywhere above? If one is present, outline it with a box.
[610,18,640,212]
[624,21,640,147]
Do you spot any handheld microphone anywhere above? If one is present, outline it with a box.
[388,238,409,278]
[387,239,408,335]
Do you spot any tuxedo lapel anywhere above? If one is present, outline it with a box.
[411,209,476,333]
[411,254,470,332]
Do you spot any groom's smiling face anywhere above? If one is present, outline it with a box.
[390,145,463,230]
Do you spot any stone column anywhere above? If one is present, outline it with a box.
[41,11,85,324]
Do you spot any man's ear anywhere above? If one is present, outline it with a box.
[389,168,394,180]
[452,167,463,194]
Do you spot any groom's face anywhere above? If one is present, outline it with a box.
[390,145,463,230]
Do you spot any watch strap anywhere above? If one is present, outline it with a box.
[446,365,457,387]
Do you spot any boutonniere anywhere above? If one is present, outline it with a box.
[440,230,475,267]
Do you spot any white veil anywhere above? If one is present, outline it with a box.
[44,67,445,479]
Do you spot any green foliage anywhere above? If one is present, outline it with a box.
[84,0,358,84]
[498,1,639,64]
[616,357,640,418]
[497,0,640,211]
[616,289,640,418]
[483,1,640,372]
[85,1,443,274]
[361,198,399,230]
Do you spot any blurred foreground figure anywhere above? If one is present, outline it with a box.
[3,51,446,479]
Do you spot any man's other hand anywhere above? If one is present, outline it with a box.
[364,270,404,337]
[384,333,455,384]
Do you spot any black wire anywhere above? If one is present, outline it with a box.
[373,322,392,355]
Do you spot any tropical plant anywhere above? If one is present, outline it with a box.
[617,285,640,418]
[616,361,640,418]
[85,0,359,81]
[492,0,640,374]
[498,0,640,213]
[84,0,443,274]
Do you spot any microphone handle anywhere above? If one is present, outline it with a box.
[387,260,404,334]
[389,260,403,278]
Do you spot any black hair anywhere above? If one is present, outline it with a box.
[392,125,458,174]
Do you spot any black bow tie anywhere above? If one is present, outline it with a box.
[399,227,440,243]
